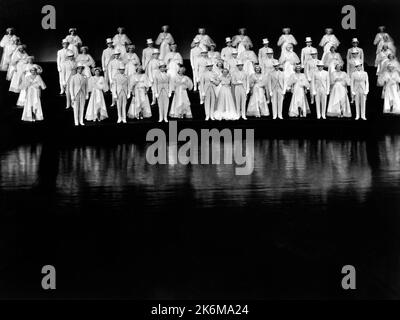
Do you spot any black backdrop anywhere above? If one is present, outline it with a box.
[0,0,398,65]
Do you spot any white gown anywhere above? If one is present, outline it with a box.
[381,71,400,114]
[76,54,95,78]
[85,76,108,121]
[287,73,310,117]
[169,74,193,118]
[65,35,82,57]
[213,76,239,120]
[0,34,18,71]
[327,71,351,117]
[128,73,152,119]
[155,32,174,61]
[164,52,183,79]
[21,74,46,122]
[247,73,269,117]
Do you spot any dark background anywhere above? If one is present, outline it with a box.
[0,0,399,64]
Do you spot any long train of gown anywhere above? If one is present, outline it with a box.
[213,76,239,120]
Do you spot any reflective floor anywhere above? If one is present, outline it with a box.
[0,136,399,299]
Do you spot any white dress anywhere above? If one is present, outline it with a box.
[16,65,34,107]
[155,32,174,61]
[21,74,46,122]
[239,50,258,76]
[327,71,351,117]
[164,52,183,79]
[65,35,82,57]
[76,54,95,78]
[279,50,300,83]
[213,76,239,120]
[287,73,310,117]
[112,34,131,54]
[123,52,140,77]
[247,73,269,117]
[0,34,17,71]
[232,35,253,55]
[7,50,26,81]
[277,34,297,59]
[170,75,193,118]
[9,56,28,93]
[381,71,400,114]
[128,73,152,119]
[85,76,108,121]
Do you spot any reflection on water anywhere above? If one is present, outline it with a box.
[0,137,400,299]
[1,137,400,208]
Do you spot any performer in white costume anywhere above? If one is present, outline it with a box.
[69,63,88,126]
[16,56,35,107]
[239,44,258,76]
[190,39,202,90]
[153,63,171,122]
[232,61,249,119]
[373,26,395,55]
[9,54,33,93]
[319,28,340,61]
[191,28,215,51]
[346,38,364,68]
[65,28,82,57]
[7,44,27,81]
[347,48,363,77]
[287,65,310,117]
[247,64,269,118]
[60,50,76,108]
[279,43,300,84]
[327,63,351,118]
[301,37,316,68]
[155,25,174,61]
[85,67,108,122]
[107,50,124,91]
[57,39,70,94]
[208,44,221,65]
[225,50,239,73]
[0,27,18,71]
[124,45,140,78]
[146,49,161,105]
[221,37,235,63]
[200,61,218,120]
[258,39,270,67]
[128,67,152,120]
[375,44,394,77]
[213,69,239,121]
[304,49,318,82]
[164,44,183,80]
[311,60,330,119]
[350,60,369,120]
[323,45,343,74]
[101,38,114,87]
[111,63,130,123]
[277,27,297,60]
[232,28,253,56]
[213,60,224,97]
[259,47,275,76]
[169,67,193,119]
[379,63,400,114]
[142,39,155,71]
[76,46,95,78]
[268,61,286,120]
[21,65,46,122]
[112,27,131,55]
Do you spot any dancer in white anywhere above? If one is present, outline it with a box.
[128,67,152,120]
[191,28,215,51]
[76,46,95,78]
[65,28,82,57]
[323,45,343,74]
[301,37,316,68]
[350,60,369,120]
[164,44,183,80]
[69,63,88,126]
[247,64,269,118]
[85,67,108,122]
[208,44,221,65]
[112,63,130,123]
[146,49,161,105]
[0,27,18,71]
[221,37,235,63]
[311,60,330,119]
[258,39,270,66]
[113,27,131,55]
[347,48,363,77]
[232,28,253,56]
[124,45,140,78]
[16,56,35,107]
[239,44,258,76]
[379,63,400,114]
[153,63,171,122]
[7,44,27,82]
[190,39,202,91]
[155,25,174,61]
[21,64,46,122]
[346,38,364,67]
[327,63,351,118]
[57,39,70,94]
[277,27,297,60]
[199,61,218,120]
[61,50,76,108]
[373,26,395,55]
[213,69,239,121]
[287,65,310,118]
[259,48,275,76]
[169,67,193,119]
[232,61,249,119]
[304,49,318,82]
[268,61,286,119]
[102,38,114,87]
[142,39,155,70]
[279,43,300,84]
[319,28,340,61]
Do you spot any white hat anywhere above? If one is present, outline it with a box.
[305,37,312,42]
[225,37,232,43]
[352,38,359,43]
[354,59,363,66]
[206,60,214,67]
[118,63,125,70]
[152,49,160,54]
[159,61,167,67]
[236,60,244,65]
[263,38,269,44]
[146,38,153,44]
[76,62,85,68]
[201,49,208,54]
[113,49,121,55]
[295,64,302,70]
[311,48,318,54]
[266,48,274,54]
[316,60,324,66]
[66,50,75,57]
[106,38,113,44]
[232,50,238,54]
[6,27,15,33]
[62,39,69,44]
